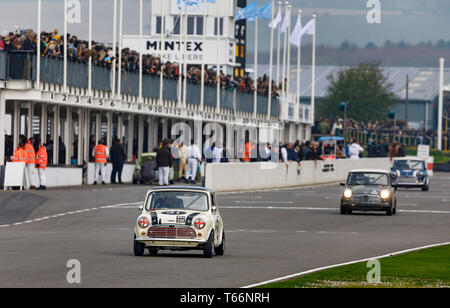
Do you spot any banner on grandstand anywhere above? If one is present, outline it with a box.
[122,35,235,65]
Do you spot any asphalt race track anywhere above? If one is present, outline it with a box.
[0,174,449,288]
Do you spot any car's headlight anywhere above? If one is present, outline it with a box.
[138,216,150,229]
[343,189,353,199]
[380,190,391,200]
[194,218,206,230]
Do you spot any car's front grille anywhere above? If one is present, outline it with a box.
[353,195,380,204]
[398,176,417,184]
[148,226,196,239]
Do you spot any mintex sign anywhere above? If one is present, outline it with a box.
[123,35,235,65]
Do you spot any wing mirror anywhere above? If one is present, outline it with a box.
[139,205,144,213]
[211,206,217,213]
[340,183,346,187]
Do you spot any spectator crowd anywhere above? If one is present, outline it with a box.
[0,28,279,97]
[313,117,438,146]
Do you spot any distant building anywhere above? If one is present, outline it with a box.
[257,65,450,130]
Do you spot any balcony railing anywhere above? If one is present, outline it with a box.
[1,50,280,117]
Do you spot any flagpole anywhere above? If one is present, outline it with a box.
[216,2,221,114]
[296,10,302,122]
[267,0,275,120]
[200,0,207,113]
[159,0,165,106]
[112,0,117,99]
[64,0,68,93]
[286,5,292,105]
[36,0,41,89]
[281,2,288,118]
[178,7,183,106]
[118,0,123,99]
[311,14,316,126]
[183,9,188,108]
[276,1,282,83]
[139,0,143,103]
[88,0,92,96]
[253,16,258,118]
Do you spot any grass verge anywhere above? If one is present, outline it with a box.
[260,244,450,288]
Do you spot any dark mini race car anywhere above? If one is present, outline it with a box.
[340,169,397,216]
[390,157,430,191]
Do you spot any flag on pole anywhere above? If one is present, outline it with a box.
[235,1,258,21]
[256,1,272,19]
[301,18,315,36]
[289,15,303,47]
[269,7,282,29]
[281,6,291,33]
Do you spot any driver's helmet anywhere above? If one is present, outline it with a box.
[164,193,183,209]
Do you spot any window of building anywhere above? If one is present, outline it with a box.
[187,16,195,35]
[156,16,162,34]
[214,17,224,36]
[196,17,204,35]
[173,16,180,35]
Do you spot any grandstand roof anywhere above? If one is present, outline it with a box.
[254,65,450,102]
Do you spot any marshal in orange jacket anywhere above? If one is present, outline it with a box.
[36,146,48,169]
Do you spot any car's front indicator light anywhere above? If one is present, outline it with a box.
[380,190,391,200]
[194,218,206,230]
[138,216,150,229]
[343,189,353,199]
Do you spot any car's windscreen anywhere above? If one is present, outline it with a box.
[393,160,424,171]
[347,173,389,186]
[146,191,209,212]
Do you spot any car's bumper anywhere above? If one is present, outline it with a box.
[342,203,391,212]
[135,237,207,248]
[393,182,426,188]
[393,178,427,187]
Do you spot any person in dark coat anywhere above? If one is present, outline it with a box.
[110,138,126,184]
[156,140,173,186]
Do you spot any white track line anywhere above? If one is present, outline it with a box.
[242,242,450,288]
[0,202,142,231]
[220,206,450,214]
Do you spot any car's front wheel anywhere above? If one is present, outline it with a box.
[203,231,215,258]
[215,231,225,256]
[422,184,429,191]
[386,206,393,216]
[134,234,145,256]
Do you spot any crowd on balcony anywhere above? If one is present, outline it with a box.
[0,28,279,97]
[314,117,437,137]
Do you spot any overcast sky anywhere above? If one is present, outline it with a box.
[1,0,450,49]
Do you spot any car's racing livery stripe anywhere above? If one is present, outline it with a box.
[185,213,201,226]
[151,212,158,225]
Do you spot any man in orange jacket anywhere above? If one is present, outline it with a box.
[24,138,37,188]
[92,140,109,185]
[35,141,48,190]
[12,138,27,163]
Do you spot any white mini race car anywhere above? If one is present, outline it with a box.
[134,187,225,258]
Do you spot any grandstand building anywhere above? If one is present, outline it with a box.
[0,0,312,182]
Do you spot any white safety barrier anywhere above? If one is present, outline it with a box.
[29,167,83,188]
[205,158,393,192]
[87,163,135,185]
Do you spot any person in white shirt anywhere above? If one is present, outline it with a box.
[187,143,201,184]
[212,143,223,164]
[349,141,364,160]
[280,144,289,165]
